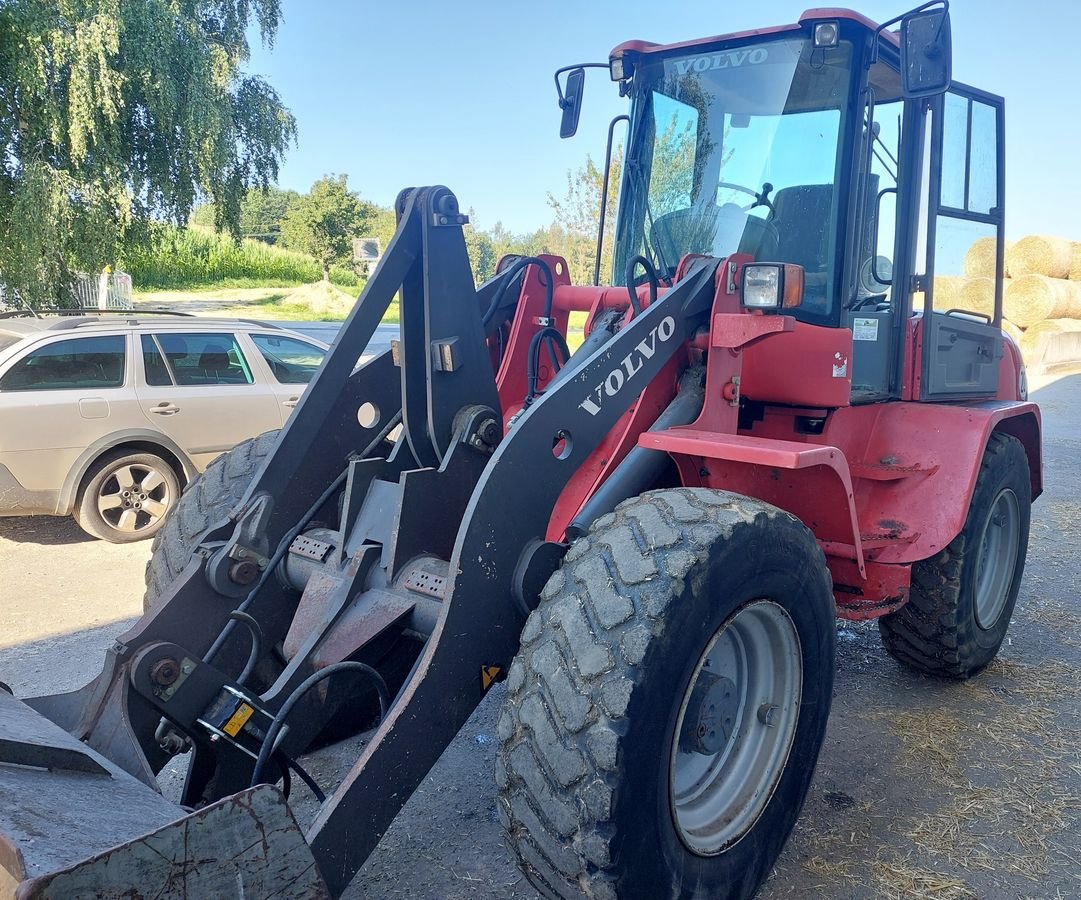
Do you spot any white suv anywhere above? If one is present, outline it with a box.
[0,313,328,542]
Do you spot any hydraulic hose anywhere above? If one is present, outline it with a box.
[482,256,554,327]
[625,255,660,319]
[250,661,390,790]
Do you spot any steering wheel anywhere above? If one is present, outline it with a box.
[716,181,776,218]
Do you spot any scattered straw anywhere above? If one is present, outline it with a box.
[872,860,978,900]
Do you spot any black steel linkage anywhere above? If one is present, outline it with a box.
[306,257,721,895]
[25,187,500,790]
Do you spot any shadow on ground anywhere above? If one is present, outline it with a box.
[0,515,95,546]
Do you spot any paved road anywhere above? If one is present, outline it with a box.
[0,371,1078,899]
[277,320,398,360]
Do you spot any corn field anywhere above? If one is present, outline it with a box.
[121,225,361,290]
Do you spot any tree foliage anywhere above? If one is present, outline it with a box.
[0,0,296,306]
[280,174,376,281]
[191,186,300,244]
[546,146,622,284]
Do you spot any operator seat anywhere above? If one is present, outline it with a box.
[650,204,771,271]
[758,185,834,311]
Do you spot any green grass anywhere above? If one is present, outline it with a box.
[120,224,361,291]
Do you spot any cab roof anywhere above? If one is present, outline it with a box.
[610,7,899,61]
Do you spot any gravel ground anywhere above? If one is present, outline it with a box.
[0,371,1078,899]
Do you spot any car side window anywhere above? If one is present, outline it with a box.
[141,334,173,386]
[152,333,254,386]
[250,333,326,384]
[0,335,126,391]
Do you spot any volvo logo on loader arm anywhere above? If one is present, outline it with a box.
[579,315,677,416]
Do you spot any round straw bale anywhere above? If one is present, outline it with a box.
[1070,241,1081,282]
[1004,275,1081,327]
[963,237,1000,279]
[1001,319,1023,343]
[1007,235,1073,279]
[958,276,1002,317]
[1019,318,1081,368]
[926,275,964,311]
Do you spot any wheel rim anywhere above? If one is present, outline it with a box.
[974,488,1020,630]
[96,462,173,534]
[669,600,802,856]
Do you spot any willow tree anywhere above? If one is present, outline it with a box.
[0,0,296,306]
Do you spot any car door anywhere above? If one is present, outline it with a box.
[0,332,139,507]
[242,331,328,426]
[135,330,282,471]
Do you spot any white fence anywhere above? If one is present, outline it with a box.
[70,271,133,309]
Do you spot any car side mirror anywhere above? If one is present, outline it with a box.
[900,5,952,98]
[559,68,585,139]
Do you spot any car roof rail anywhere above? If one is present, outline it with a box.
[236,319,284,330]
[42,307,196,318]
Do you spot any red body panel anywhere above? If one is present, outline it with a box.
[491,255,1042,622]
[740,320,853,409]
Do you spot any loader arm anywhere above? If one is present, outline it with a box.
[0,186,720,897]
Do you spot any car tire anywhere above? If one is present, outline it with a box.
[74,449,181,544]
[496,488,836,900]
[878,432,1031,679]
[143,430,279,611]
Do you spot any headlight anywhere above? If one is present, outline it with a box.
[740,264,805,311]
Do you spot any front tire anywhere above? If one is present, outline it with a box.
[878,432,1031,679]
[143,431,279,610]
[496,488,836,900]
[75,450,180,543]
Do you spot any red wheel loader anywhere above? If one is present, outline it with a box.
[0,4,1041,898]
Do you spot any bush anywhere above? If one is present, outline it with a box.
[120,224,362,290]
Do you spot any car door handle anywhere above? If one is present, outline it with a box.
[150,403,180,415]
[283,397,299,409]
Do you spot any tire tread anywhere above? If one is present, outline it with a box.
[497,488,830,899]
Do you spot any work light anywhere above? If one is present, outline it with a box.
[813,21,839,47]
[740,264,805,311]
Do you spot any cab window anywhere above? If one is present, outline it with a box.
[0,336,126,391]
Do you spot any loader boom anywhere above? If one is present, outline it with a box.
[0,186,721,895]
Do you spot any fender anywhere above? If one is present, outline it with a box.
[56,428,198,515]
[645,399,1040,571]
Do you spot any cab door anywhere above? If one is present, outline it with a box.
[921,83,1006,399]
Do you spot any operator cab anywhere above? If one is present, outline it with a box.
[586,5,1006,407]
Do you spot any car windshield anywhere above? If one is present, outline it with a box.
[615,36,855,321]
[0,334,19,355]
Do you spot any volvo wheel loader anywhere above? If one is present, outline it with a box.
[0,4,1041,898]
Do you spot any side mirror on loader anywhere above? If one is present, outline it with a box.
[559,67,585,138]
[899,2,952,97]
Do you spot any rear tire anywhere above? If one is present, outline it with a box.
[496,488,836,900]
[143,431,279,610]
[75,450,180,544]
[878,432,1031,678]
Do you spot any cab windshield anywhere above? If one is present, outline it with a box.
[615,36,855,321]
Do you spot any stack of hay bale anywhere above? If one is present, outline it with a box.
[1001,237,1081,367]
[921,237,1014,335]
[925,235,1081,368]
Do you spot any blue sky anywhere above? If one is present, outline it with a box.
[249,1,1081,239]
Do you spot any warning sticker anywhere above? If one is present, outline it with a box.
[224,703,255,737]
[852,318,879,341]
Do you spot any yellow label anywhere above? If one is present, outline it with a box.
[224,703,255,737]
[481,666,502,692]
